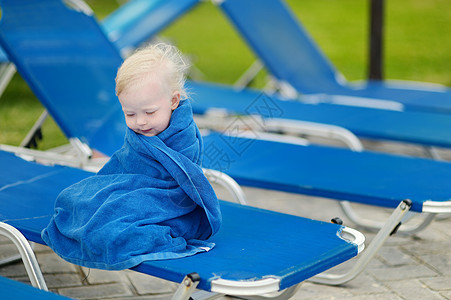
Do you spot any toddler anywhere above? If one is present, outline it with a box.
[42,43,221,271]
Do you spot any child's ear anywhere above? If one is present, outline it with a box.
[171,92,181,110]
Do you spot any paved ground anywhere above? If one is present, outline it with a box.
[1,139,450,299]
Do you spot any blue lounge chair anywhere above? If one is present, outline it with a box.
[1,0,200,148]
[102,0,200,56]
[0,0,199,58]
[0,150,363,297]
[0,275,71,299]
[215,0,451,114]
[1,0,450,285]
[74,2,451,153]
[2,0,451,155]
[188,80,451,152]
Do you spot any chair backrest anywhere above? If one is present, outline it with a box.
[218,0,346,94]
[0,0,127,155]
[103,0,200,55]
[0,0,199,63]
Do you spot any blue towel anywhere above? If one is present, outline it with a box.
[41,100,222,270]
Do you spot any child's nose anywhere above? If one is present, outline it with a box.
[136,114,147,125]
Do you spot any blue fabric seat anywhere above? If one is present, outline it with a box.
[202,132,451,214]
[216,0,451,114]
[0,150,362,296]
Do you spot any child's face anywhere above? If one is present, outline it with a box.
[119,79,180,137]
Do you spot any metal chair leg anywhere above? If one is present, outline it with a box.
[0,222,48,290]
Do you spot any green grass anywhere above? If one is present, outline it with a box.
[0,0,450,148]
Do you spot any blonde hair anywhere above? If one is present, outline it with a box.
[115,43,190,99]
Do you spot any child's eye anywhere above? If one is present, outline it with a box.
[146,111,155,115]
[125,113,135,117]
